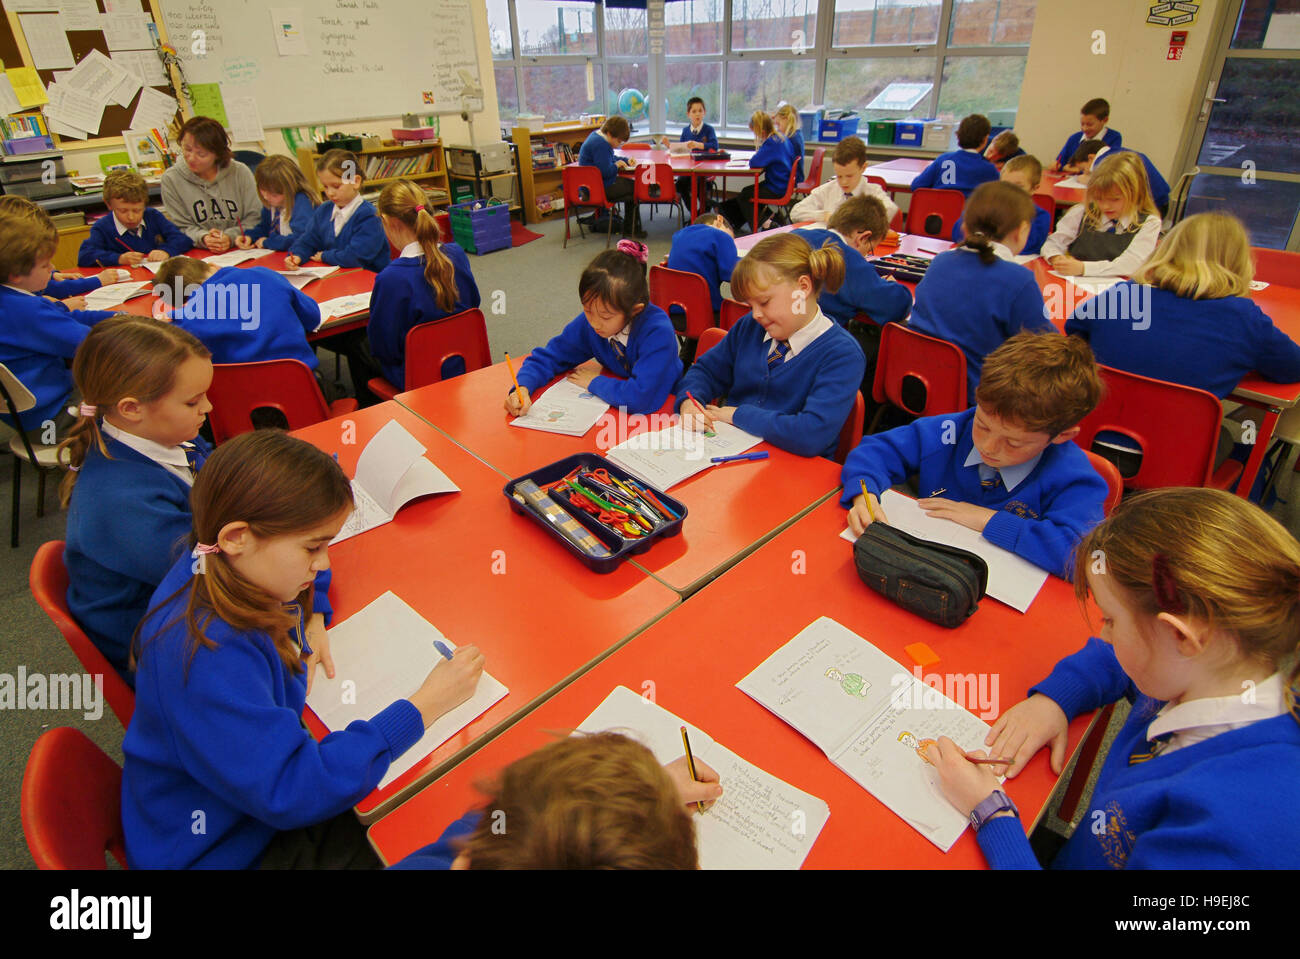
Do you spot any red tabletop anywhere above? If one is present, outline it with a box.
[618,147,757,175]
[290,401,680,821]
[864,157,929,192]
[1040,171,1085,209]
[368,497,1095,868]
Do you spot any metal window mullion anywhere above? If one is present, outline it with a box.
[932,0,955,117]
[812,0,835,106]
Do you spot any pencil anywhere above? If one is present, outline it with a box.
[680,725,705,814]
[965,754,1012,766]
[860,479,880,523]
[504,352,521,393]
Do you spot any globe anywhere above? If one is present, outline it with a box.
[617,87,647,119]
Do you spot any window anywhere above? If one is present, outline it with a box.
[948,0,1036,46]
[486,0,514,58]
[606,61,651,122]
[726,59,816,127]
[824,56,935,118]
[731,0,819,51]
[494,65,520,123]
[522,63,603,120]
[515,0,597,56]
[665,61,722,125]
[604,5,647,56]
[666,0,724,55]
[937,55,1027,125]
[832,0,940,47]
[1231,0,1300,49]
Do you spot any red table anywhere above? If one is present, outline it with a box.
[290,401,680,821]
[367,497,1095,868]
[619,148,762,231]
[864,157,929,193]
[1039,171,1085,209]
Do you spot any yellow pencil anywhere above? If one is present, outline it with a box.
[860,479,880,523]
[504,352,521,393]
[680,725,705,814]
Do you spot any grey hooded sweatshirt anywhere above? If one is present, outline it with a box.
[160,159,262,245]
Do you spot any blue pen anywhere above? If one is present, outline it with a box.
[332,452,339,462]
[434,640,454,660]
[711,451,770,464]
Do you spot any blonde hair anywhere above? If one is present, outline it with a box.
[0,207,57,279]
[749,111,779,141]
[254,154,320,206]
[315,148,362,184]
[103,170,149,204]
[0,195,39,216]
[377,180,457,311]
[1002,154,1043,190]
[1135,212,1253,299]
[1083,152,1159,231]
[773,104,799,137]
[730,232,844,302]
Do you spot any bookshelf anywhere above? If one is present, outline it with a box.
[295,141,451,206]
[512,122,602,225]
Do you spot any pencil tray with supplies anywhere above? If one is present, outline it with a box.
[504,453,687,574]
[853,521,987,628]
[691,149,730,161]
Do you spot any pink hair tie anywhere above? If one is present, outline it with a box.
[415,204,426,213]
[70,403,97,417]
[617,239,648,264]
[192,543,221,557]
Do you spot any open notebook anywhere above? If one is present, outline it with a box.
[578,686,829,869]
[307,591,508,790]
[604,421,761,490]
[82,280,151,309]
[737,617,1001,853]
[317,292,373,325]
[276,264,340,289]
[509,378,609,437]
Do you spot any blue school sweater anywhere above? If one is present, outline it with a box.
[839,407,1107,577]
[952,205,1052,257]
[289,200,390,273]
[674,314,866,458]
[908,248,1054,403]
[43,275,102,298]
[368,244,481,390]
[0,287,114,428]
[910,149,1000,196]
[579,131,620,189]
[1056,127,1123,169]
[750,136,792,196]
[680,123,718,150]
[171,266,322,370]
[78,208,191,267]
[121,550,415,869]
[666,224,739,312]
[1065,282,1300,399]
[793,227,913,327]
[516,304,681,415]
[388,810,481,869]
[245,192,316,251]
[786,129,805,186]
[976,638,1300,869]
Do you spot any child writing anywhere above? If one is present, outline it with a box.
[842,332,1108,579]
[676,232,866,458]
[719,111,792,233]
[910,113,1000,196]
[159,115,262,252]
[774,104,805,189]
[578,116,643,238]
[791,135,899,228]
[507,242,680,417]
[674,96,718,217]
[930,487,1300,868]
[286,148,391,273]
[0,195,126,302]
[951,155,1052,257]
[984,130,1025,168]
[911,181,1054,402]
[369,179,481,391]
[1042,151,1161,278]
[1053,97,1121,172]
[78,170,190,267]
[236,154,320,251]
[121,429,486,869]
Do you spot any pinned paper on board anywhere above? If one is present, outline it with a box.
[271,8,310,56]
[7,68,49,108]
[19,14,75,70]
[187,82,229,128]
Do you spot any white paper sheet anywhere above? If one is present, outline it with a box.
[19,14,75,70]
[223,89,264,143]
[44,82,104,136]
[112,50,169,88]
[0,76,25,115]
[271,7,310,56]
[202,247,274,267]
[317,291,372,324]
[63,49,135,109]
[1052,272,1125,294]
[8,0,60,12]
[276,264,338,289]
[49,119,89,139]
[81,280,151,309]
[56,0,100,30]
[604,420,761,490]
[1054,175,1087,189]
[102,11,153,50]
[129,86,178,132]
[508,377,609,437]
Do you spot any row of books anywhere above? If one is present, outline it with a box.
[531,140,578,171]
[362,152,438,180]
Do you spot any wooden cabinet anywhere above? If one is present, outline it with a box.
[512,122,602,225]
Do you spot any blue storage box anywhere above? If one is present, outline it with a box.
[449,198,511,254]
[893,121,925,147]
[818,115,860,142]
[799,108,823,142]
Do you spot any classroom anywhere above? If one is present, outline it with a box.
[1,0,1298,885]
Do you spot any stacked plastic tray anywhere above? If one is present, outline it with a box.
[449,199,511,255]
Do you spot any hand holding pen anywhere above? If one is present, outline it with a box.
[848,479,889,536]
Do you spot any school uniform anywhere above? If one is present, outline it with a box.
[840,406,1108,577]
[122,550,408,869]
[951,204,1052,257]
[43,275,103,298]
[786,128,805,186]
[245,192,316,251]
[676,122,719,213]
[674,309,866,458]
[1041,204,1160,278]
[388,811,480,869]
[578,131,639,232]
[793,226,912,327]
[1055,126,1122,169]
[720,136,793,231]
[368,240,481,390]
[1094,145,1171,210]
[910,148,1000,197]
[1065,282,1300,399]
[78,208,191,267]
[976,638,1300,868]
[665,224,739,312]
[516,304,681,415]
[289,196,391,272]
[908,243,1053,402]
[790,177,900,228]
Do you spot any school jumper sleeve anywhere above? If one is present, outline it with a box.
[584,313,681,413]
[44,275,101,297]
[730,340,863,457]
[77,219,127,267]
[1250,304,1300,383]
[319,208,388,270]
[290,283,324,335]
[838,420,926,503]
[673,328,739,410]
[227,167,264,242]
[516,314,599,394]
[980,467,1106,579]
[260,194,317,252]
[366,267,415,380]
[289,205,329,262]
[245,208,273,243]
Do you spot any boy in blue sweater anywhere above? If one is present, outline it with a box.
[285,149,390,273]
[665,213,738,314]
[910,114,1000,197]
[795,195,912,327]
[1053,97,1122,172]
[578,115,644,238]
[951,155,1052,257]
[673,97,718,217]
[78,170,190,268]
[842,332,1107,578]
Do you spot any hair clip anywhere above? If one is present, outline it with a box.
[68,465,80,472]
[617,239,648,264]
[192,543,221,557]
[1151,553,1185,614]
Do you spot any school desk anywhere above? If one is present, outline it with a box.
[289,401,680,822]
[864,157,929,192]
[734,225,952,259]
[367,496,1096,868]
[617,148,763,231]
[1039,171,1085,209]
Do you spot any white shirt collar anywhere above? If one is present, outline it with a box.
[963,444,1042,492]
[1147,674,1289,755]
[1092,125,1109,142]
[331,195,363,234]
[610,328,630,347]
[2,284,35,296]
[398,240,422,259]
[277,208,293,236]
[101,420,196,486]
[113,214,143,237]
[956,239,1016,261]
[763,308,832,358]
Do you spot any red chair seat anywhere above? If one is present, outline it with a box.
[22,727,126,869]
[368,308,492,400]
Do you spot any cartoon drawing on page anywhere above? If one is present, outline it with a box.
[826,666,871,698]
[898,730,939,765]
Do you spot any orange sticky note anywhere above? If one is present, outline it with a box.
[904,642,940,668]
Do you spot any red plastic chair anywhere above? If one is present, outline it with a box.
[749,159,800,233]
[650,265,715,341]
[206,358,358,444]
[1032,192,1056,218]
[1084,449,1123,516]
[833,391,866,465]
[868,322,968,432]
[368,308,492,401]
[865,176,904,232]
[792,147,827,199]
[634,162,685,230]
[720,298,749,331]
[1074,365,1243,491]
[695,326,727,359]
[1252,247,1300,286]
[22,727,126,869]
[29,541,134,729]
[563,165,617,249]
[907,187,966,240]
[436,212,452,244]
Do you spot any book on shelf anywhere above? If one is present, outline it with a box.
[363,151,438,180]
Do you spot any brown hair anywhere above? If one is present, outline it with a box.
[959,180,1036,264]
[459,732,698,869]
[579,246,649,324]
[178,116,232,169]
[956,113,991,149]
[1002,153,1044,190]
[254,154,320,206]
[0,207,57,279]
[1069,139,1107,166]
[1136,212,1253,299]
[989,130,1020,158]
[315,148,362,183]
[601,116,631,141]
[1072,487,1300,705]
[1081,97,1110,120]
[377,180,458,311]
[749,111,779,142]
[103,170,149,204]
[0,195,38,216]
[694,211,728,228]
[155,255,212,290]
[731,232,844,301]
[832,136,868,167]
[975,332,1101,437]
[1083,151,1160,231]
[828,194,888,242]
[58,316,211,507]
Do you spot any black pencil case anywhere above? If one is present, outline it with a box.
[853,521,987,628]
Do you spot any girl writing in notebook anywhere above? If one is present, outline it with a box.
[236,154,319,251]
[1041,151,1160,279]
[506,241,681,417]
[121,430,487,869]
[929,488,1300,868]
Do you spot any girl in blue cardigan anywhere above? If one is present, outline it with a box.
[122,430,487,869]
[719,112,792,233]
[930,488,1300,868]
[286,148,390,273]
[507,241,681,417]
[236,154,319,252]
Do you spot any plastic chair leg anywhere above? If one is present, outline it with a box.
[36,468,46,519]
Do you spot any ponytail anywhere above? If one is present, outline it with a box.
[960,180,1035,265]
[807,242,845,295]
[378,179,458,312]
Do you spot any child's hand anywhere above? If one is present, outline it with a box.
[847,491,887,536]
[53,271,79,281]
[146,250,169,262]
[505,386,532,416]
[255,238,267,248]
[302,613,334,697]
[917,497,996,532]
[99,268,130,284]
[663,756,723,812]
[62,295,87,310]
[929,737,1006,819]
[410,645,485,726]
[984,693,1070,779]
[566,367,598,389]
[118,250,146,266]
[309,252,325,263]
[680,399,714,432]
[234,235,252,249]
[284,254,302,269]
[1049,254,1084,277]
[704,404,734,425]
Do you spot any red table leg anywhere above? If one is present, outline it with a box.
[1231,399,1281,499]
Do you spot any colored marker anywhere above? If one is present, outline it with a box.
[332,452,339,462]
[684,390,715,434]
[710,451,769,464]
[434,640,454,660]
[680,725,705,814]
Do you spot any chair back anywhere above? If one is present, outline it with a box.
[621,143,653,151]
[695,326,727,358]
[404,308,492,390]
[833,391,866,465]
[871,322,967,417]
[1032,192,1056,218]
[795,147,827,194]
[1084,450,1123,517]
[650,265,715,340]
[1252,247,1300,287]
[206,358,331,443]
[562,165,611,210]
[0,362,36,416]
[633,162,676,204]
[908,188,966,240]
[719,298,749,331]
[22,727,126,869]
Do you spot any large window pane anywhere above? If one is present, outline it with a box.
[725,59,815,126]
[515,0,597,56]
[949,0,1037,46]
[936,56,1026,125]
[605,6,647,57]
[522,63,603,121]
[1185,174,1300,250]
[666,0,724,55]
[666,62,722,125]
[1198,58,1300,174]
[832,0,939,46]
[1232,0,1300,49]
[606,62,651,127]
[824,57,935,118]
[731,0,818,52]
[487,0,513,59]
[495,65,520,123]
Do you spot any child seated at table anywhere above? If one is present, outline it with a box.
[842,332,1107,579]
[984,130,1025,168]
[675,96,719,217]
[774,104,806,188]
[507,241,681,416]
[952,155,1052,257]
[930,487,1300,869]
[0,195,127,301]
[676,232,866,458]
[791,135,899,227]
[390,731,720,869]
[121,429,486,868]
[665,212,738,314]
[78,170,191,268]
[237,154,320,251]
[1042,151,1161,279]
[579,115,643,238]
[910,114,1000,197]
[719,111,792,234]
[286,148,390,273]
[1053,97,1122,173]
[1067,138,1171,214]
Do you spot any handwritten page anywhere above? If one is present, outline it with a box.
[737,617,999,852]
[509,378,609,437]
[577,686,829,869]
[129,86,179,133]
[203,248,274,268]
[277,264,339,289]
[604,421,761,490]
[82,280,151,309]
[317,292,372,325]
[307,591,508,790]
[19,14,75,70]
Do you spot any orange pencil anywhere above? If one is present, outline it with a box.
[504,352,520,393]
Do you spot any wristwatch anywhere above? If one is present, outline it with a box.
[969,789,1019,832]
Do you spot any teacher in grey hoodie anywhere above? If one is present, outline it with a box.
[160,116,262,252]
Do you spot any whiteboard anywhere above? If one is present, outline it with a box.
[158,0,484,127]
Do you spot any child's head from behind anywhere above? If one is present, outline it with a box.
[155,255,213,291]
[255,154,320,208]
[686,96,706,126]
[832,137,869,192]
[315,149,363,207]
[730,233,844,341]
[1001,154,1043,194]
[988,130,1020,159]
[1073,487,1300,706]
[749,111,777,141]
[457,731,698,869]
[694,211,733,237]
[579,244,650,337]
[1080,97,1110,137]
[773,104,799,137]
[378,179,458,311]
[956,113,992,150]
[1085,152,1158,226]
[972,332,1101,466]
[1136,212,1252,300]
[601,115,631,145]
[103,170,150,229]
[0,207,57,289]
[827,195,889,255]
[960,180,1036,258]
